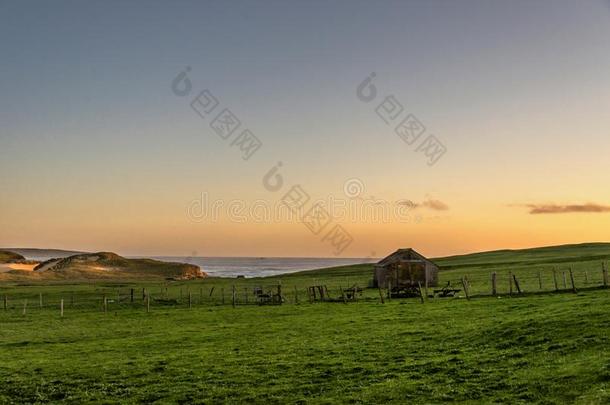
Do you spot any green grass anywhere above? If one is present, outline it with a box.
[1,243,610,403]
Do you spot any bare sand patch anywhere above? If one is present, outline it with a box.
[0,263,37,273]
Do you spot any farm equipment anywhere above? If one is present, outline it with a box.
[253,286,283,305]
[432,281,461,298]
[307,285,363,303]
[343,285,364,300]
[388,284,421,298]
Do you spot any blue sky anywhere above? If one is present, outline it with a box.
[1,0,609,256]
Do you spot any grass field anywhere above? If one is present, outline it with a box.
[1,243,610,403]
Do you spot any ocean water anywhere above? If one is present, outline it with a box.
[153,256,376,278]
[11,249,376,279]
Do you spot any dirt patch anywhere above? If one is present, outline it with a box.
[0,263,37,273]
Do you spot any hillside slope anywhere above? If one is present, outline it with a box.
[433,242,610,269]
[1,252,206,281]
[0,250,26,263]
[272,243,610,292]
[0,248,85,261]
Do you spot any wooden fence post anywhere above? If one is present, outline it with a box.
[508,271,513,295]
[103,296,107,313]
[294,286,299,304]
[232,285,236,308]
[378,286,385,304]
[188,292,192,309]
[22,299,27,316]
[425,267,430,293]
[142,288,146,301]
[417,282,425,304]
[461,277,470,300]
[3,295,7,311]
[513,274,522,294]
[538,271,542,290]
[146,294,150,312]
[39,293,43,308]
[491,272,497,296]
[277,284,282,305]
[562,272,567,289]
[60,299,64,317]
[221,288,225,305]
[130,288,134,303]
[569,268,577,293]
[553,269,558,291]
[584,271,589,285]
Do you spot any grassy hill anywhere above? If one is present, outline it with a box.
[433,242,610,296]
[1,252,206,281]
[434,242,610,269]
[0,250,25,264]
[0,248,85,261]
[268,243,610,296]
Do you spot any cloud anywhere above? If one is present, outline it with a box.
[398,198,449,211]
[523,203,610,214]
[421,199,449,211]
[396,200,416,208]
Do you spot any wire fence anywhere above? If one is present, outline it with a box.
[1,264,608,316]
[441,264,609,298]
[0,282,364,315]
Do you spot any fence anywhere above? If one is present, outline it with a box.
[0,282,353,315]
[1,263,609,316]
[440,263,609,299]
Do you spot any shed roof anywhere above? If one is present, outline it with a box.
[376,248,438,268]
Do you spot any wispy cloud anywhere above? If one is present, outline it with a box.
[421,199,449,211]
[399,198,449,211]
[521,203,610,214]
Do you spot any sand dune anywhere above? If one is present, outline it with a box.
[0,263,37,273]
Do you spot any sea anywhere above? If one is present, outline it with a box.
[152,256,377,278]
[10,249,376,279]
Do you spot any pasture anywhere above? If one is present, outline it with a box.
[1,243,610,403]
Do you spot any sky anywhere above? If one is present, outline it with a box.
[1,0,609,258]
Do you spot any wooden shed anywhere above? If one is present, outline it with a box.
[373,248,439,288]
